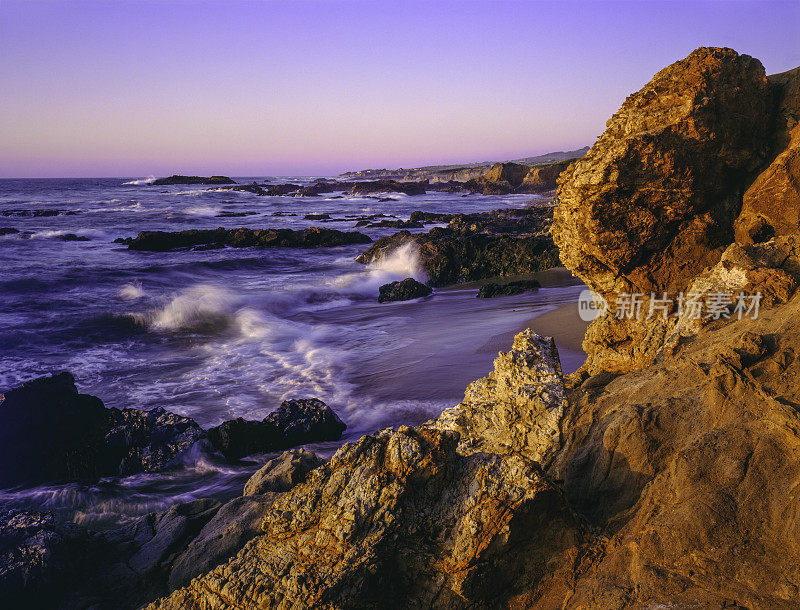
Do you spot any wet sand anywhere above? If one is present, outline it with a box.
[524,302,588,352]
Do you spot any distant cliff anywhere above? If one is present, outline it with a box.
[339,147,589,183]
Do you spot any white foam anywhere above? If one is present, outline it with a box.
[118,282,145,300]
[332,242,428,296]
[123,176,156,185]
[184,205,221,216]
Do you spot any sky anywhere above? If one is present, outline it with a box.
[1,0,798,178]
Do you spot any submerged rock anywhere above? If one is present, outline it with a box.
[151,175,235,186]
[377,277,432,302]
[476,278,541,297]
[117,226,372,251]
[0,227,18,236]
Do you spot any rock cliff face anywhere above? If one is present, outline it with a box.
[553,47,800,373]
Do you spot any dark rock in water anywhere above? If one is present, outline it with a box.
[0,372,109,487]
[378,277,433,303]
[0,373,206,487]
[215,210,257,218]
[151,175,235,186]
[476,279,541,298]
[104,407,206,476]
[265,183,302,196]
[243,449,324,496]
[58,233,90,242]
[266,398,347,447]
[207,417,283,461]
[304,213,331,220]
[208,399,345,460]
[208,184,266,195]
[1,209,76,217]
[350,179,428,196]
[355,218,423,229]
[409,210,456,223]
[117,226,372,252]
[357,207,559,286]
[0,227,19,236]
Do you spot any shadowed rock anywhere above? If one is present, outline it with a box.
[151,175,235,186]
[476,278,540,298]
[377,277,432,302]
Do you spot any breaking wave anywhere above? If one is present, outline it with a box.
[123,176,156,185]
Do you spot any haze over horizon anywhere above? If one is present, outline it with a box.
[1,0,798,179]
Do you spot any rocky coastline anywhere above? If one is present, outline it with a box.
[4,46,800,609]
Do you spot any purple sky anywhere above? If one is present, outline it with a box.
[1,0,798,178]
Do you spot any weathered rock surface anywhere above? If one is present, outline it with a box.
[377,277,432,302]
[117,226,372,251]
[467,161,530,194]
[476,278,540,297]
[148,426,585,610]
[554,47,770,299]
[243,449,324,496]
[152,175,235,186]
[357,207,559,286]
[432,330,567,467]
[520,158,574,192]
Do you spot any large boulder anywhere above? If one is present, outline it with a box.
[553,47,771,298]
[552,47,775,373]
[0,373,206,488]
[208,399,346,460]
[243,449,324,496]
[377,277,432,302]
[0,373,110,487]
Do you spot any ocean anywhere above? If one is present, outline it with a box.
[0,176,584,524]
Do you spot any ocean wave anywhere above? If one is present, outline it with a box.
[118,282,145,300]
[332,242,428,296]
[122,176,156,185]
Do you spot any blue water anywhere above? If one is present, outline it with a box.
[0,177,584,521]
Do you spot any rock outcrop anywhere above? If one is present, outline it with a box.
[476,278,540,297]
[243,449,324,496]
[520,158,573,192]
[357,207,560,286]
[0,373,205,487]
[151,175,235,186]
[377,277,432,302]
[207,398,346,460]
[117,227,372,252]
[552,47,799,373]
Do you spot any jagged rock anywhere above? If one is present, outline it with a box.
[151,175,235,186]
[0,373,206,487]
[554,47,770,298]
[265,398,347,447]
[147,426,585,610]
[520,159,574,192]
[357,208,559,286]
[104,407,207,476]
[476,278,540,298]
[208,184,267,195]
[467,162,530,194]
[553,47,774,373]
[243,449,324,496]
[432,330,567,467]
[117,227,372,251]
[350,179,428,196]
[207,417,283,461]
[377,277,432,302]
[208,399,346,460]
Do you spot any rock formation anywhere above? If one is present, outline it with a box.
[553,47,800,373]
[476,278,540,297]
[357,207,560,286]
[151,175,235,186]
[116,227,372,252]
[377,277,432,302]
